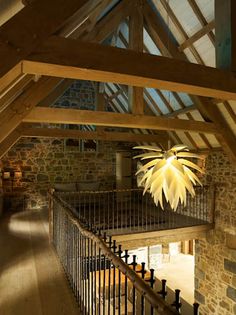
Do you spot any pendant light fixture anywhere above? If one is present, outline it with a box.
[133,144,204,211]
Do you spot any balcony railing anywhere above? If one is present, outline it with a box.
[55,186,214,236]
[50,191,201,315]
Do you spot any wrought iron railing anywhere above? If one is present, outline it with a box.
[56,186,214,236]
[50,191,202,315]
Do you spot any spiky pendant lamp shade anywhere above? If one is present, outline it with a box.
[133,144,204,211]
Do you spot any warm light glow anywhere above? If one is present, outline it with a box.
[133,144,204,211]
[14,171,22,179]
[3,171,10,179]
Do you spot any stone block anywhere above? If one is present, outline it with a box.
[52,139,62,145]
[219,300,230,311]
[234,304,236,314]
[195,267,205,280]
[54,153,64,158]
[224,259,236,274]
[37,174,49,182]
[232,275,236,287]
[227,286,236,302]
[195,290,205,304]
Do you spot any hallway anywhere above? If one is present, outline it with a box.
[0,209,79,315]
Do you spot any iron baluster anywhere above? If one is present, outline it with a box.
[157,279,168,300]
[136,262,146,315]
[129,255,137,315]
[145,269,155,315]
[193,302,199,315]
[171,289,182,313]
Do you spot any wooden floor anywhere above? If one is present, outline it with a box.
[0,209,79,315]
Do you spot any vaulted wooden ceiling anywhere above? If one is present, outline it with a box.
[0,0,236,164]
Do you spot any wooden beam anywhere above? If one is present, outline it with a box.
[38,79,74,107]
[23,36,236,101]
[192,95,236,158]
[58,0,108,37]
[143,1,236,163]
[21,125,167,143]
[128,0,144,115]
[23,107,217,134]
[0,128,22,159]
[188,0,215,46]
[0,2,127,144]
[179,20,215,51]
[67,0,112,39]
[0,74,33,112]
[96,84,105,133]
[0,0,90,79]
[114,224,213,247]
[0,77,62,143]
[81,0,134,42]
[164,105,197,117]
[160,0,204,64]
[0,64,23,95]
[215,0,236,71]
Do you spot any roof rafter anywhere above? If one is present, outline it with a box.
[128,0,144,115]
[0,0,90,79]
[143,1,236,163]
[0,0,132,147]
[81,0,134,43]
[179,20,215,52]
[0,77,62,144]
[187,0,215,46]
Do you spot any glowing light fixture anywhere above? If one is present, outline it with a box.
[133,144,204,211]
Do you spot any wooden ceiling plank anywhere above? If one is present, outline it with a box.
[23,107,218,134]
[143,1,236,163]
[23,36,236,101]
[0,0,89,78]
[179,20,215,52]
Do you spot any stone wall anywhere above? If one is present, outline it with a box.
[195,151,236,315]
[53,80,96,110]
[1,138,133,212]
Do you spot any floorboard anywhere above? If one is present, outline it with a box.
[0,209,80,315]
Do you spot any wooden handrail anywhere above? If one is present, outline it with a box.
[50,190,180,315]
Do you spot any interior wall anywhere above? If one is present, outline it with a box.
[195,151,236,315]
[1,138,136,212]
